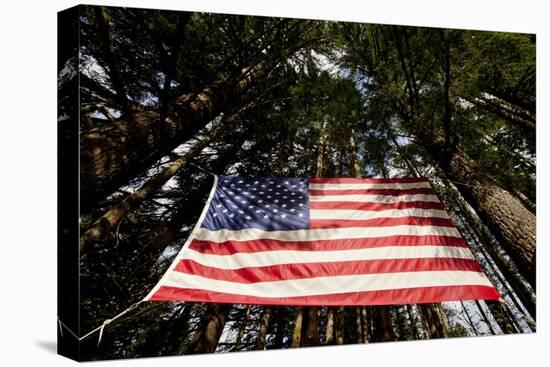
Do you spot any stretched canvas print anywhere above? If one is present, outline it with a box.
[57,4,536,361]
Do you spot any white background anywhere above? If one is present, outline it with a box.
[0,0,547,365]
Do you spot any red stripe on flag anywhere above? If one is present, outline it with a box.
[309,177,429,184]
[174,258,484,283]
[309,201,445,211]
[149,284,500,306]
[309,188,435,196]
[188,235,469,255]
[310,217,455,229]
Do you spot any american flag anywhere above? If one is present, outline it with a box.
[145,176,500,305]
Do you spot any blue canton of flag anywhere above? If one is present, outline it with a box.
[201,176,310,231]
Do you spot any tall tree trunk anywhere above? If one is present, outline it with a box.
[355,307,365,343]
[272,307,287,349]
[272,126,296,176]
[334,148,342,177]
[302,306,320,347]
[419,304,443,338]
[406,305,420,339]
[434,304,450,337]
[485,301,516,334]
[164,303,199,355]
[514,190,536,214]
[460,301,479,336]
[475,300,496,335]
[361,306,370,342]
[315,126,327,177]
[424,140,536,288]
[349,128,362,177]
[335,306,345,345]
[254,307,272,350]
[374,306,396,342]
[80,58,271,211]
[291,307,303,348]
[394,306,407,340]
[439,29,453,155]
[186,303,231,354]
[444,179,536,319]
[325,307,335,345]
[448,199,535,333]
[235,306,251,351]
[418,304,450,339]
[80,102,254,254]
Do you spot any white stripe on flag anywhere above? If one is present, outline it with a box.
[308,194,440,203]
[193,225,461,242]
[308,182,432,190]
[310,208,450,220]
[179,245,476,269]
[161,270,494,298]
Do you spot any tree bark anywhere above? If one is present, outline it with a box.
[349,129,362,177]
[186,303,231,354]
[485,301,516,334]
[394,306,407,340]
[361,306,370,342]
[419,304,443,338]
[291,307,303,348]
[444,179,536,319]
[79,102,254,255]
[374,306,396,342]
[315,126,327,177]
[474,300,496,335]
[460,301,479,336]
[325,307,335,345]
[514,190,536,214]
[434,304,450,337]
[439,29,453,154]
[80,58,271,211]
[272,125,296,176]
[335,306,345,345]
[406,305,420,339]
[302,307,320,347]
[355,307,365,343]
[272,307,287,349]
[254,307,272,350]
[235,306,251,351]
[424,141,536,288]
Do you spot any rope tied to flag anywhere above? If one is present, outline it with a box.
[58,300,145,346]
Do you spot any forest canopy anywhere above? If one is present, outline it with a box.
[57,5,535,360]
